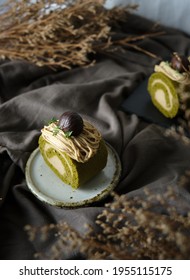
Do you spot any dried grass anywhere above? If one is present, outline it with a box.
[165,84,190,144]
[0,0,162,69]
[25,188,190,260]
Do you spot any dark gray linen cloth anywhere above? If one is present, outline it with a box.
[1,14,190,259]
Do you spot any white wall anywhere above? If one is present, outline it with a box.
[105,0,190,35]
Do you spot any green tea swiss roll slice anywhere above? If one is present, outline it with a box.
[39,136,108,189]
[39,111,108,189]
[147,53,190,119]
[148,72,179,118]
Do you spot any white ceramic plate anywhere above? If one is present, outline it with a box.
[25,143,121,208]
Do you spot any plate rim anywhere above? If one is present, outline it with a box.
[25,142,122,208]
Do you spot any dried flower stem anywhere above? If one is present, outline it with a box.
[0,0,162,69]
[25,188,190,260]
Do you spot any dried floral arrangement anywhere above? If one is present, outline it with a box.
[0,0,162,70]
[25,187,190,260]
[165,83,190,145]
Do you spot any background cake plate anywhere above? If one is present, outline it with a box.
[25,143,121,208]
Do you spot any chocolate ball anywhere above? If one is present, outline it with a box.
[58,111,83,137]
[171,52,190,73]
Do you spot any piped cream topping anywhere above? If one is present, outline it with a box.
[155,61,190,84]
[41,120,102,163]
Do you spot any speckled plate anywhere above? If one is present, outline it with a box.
[25,143,121,208]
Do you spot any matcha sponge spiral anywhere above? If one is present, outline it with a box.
[148,72,180,118]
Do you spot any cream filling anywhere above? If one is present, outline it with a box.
[152,78,173,109]
[41,120,101,163]
[155,89,172,109]
[155,62,190,84]
[44,142,73,177]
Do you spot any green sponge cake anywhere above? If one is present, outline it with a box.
[148,72,179,118]
[39,111,108,189]
[148,52,190,118]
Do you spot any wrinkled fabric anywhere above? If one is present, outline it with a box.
[1,14,190,260]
